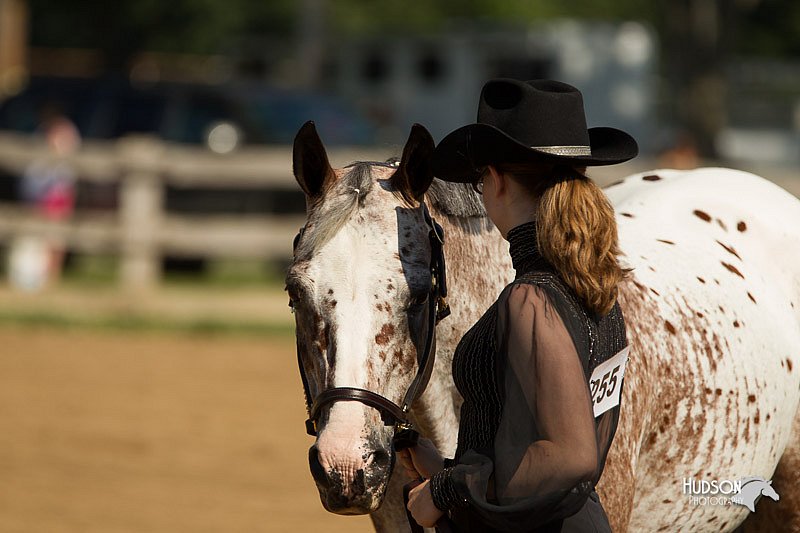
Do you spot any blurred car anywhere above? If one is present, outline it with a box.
[0,75,378,151]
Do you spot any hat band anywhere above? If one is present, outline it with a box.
[530,145,591,157]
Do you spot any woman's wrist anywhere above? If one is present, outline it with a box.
[430,466,467,512]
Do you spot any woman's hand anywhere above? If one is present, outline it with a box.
[407,479,444,528]
[396,437,444,480]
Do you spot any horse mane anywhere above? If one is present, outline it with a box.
[426,179,486,219]
[295,160,486,259]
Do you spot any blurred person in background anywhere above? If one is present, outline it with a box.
[10,102,80,289]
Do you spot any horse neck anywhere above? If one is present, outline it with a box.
[412,208,513,451]
[437,211,513,323]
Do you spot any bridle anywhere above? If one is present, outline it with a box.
[290,199,450,450]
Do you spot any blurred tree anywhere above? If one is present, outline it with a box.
[24,0,799,156]
[27,0,296,71]
[27,0,797,63]
[733,0,800,57]
[328,0,656,34]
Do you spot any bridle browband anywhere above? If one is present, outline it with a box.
[290,199,450,450]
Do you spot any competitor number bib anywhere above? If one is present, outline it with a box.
[589,345,630,417]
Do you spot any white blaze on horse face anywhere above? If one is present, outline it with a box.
[306,187,432,492]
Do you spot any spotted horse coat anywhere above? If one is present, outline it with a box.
[290,120,800,533]
[601,167,800,532]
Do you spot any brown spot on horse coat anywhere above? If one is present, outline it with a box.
[747,292,757,304]
[664,320,676,334]
[696,276,705,284]
[375,323,395,345]
[748,394,756,403]
[656,239,675,245]
[737,221,747,232]
[716,218,728,231]
[696,311,704,318]
[716,240,741,260]
[733,320,740,328]
[721,261,745,279]
[787,359,794,372]
[642,174,661,181]
[621,212,634,218]
[693,209,711,222]
[650,287,660,296]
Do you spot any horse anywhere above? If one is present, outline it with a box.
[287,122,800,532]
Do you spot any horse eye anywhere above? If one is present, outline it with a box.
[285,284,301,309]
[409,293,428,307]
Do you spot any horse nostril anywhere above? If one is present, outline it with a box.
[309,445,330,489]
[367,448,391,471]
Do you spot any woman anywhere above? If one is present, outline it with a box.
[399,78,638,532]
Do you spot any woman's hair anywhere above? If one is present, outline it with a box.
[478,162,632,317]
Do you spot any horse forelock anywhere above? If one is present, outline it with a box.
[295,162,378,260]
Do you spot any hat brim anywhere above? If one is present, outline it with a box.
[432,123,639,183]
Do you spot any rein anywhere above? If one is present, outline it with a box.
[291,200,450,450]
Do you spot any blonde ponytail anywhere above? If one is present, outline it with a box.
[494,164,631,317]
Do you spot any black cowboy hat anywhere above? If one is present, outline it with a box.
[432,78,639,183]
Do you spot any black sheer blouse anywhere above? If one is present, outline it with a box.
[429,220,628,532]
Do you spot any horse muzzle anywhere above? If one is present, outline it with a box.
[309,443,393,513]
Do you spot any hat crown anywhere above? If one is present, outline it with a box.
[477,79,590,149]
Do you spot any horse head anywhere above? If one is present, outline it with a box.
[761,480,780,502]
[286,121,439,514]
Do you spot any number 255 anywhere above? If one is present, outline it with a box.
[595,365,621,404]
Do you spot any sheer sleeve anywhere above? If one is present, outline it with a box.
[430,283,599,530]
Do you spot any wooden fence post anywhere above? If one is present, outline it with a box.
[118,136,164,291]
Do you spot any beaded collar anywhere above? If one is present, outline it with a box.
[506,220,555,278]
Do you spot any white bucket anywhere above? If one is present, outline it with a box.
[8,236,50,292]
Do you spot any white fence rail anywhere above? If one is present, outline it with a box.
[0,132,393,289]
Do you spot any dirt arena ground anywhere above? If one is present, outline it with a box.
[0,326,373,532]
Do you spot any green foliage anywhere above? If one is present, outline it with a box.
[26,0,799,61]
[28,0,296,55]
[734,0,800,57]
[328,0,657,35]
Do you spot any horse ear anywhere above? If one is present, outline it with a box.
[293,121,335,198]
[392,123,435,202]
